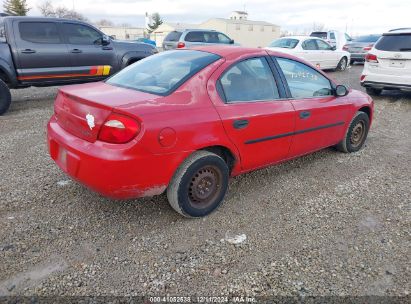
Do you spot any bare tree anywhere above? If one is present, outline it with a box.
[95,19,114,27]
[312,22,326,32]
[38,0,87,21]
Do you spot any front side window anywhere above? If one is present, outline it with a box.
[62,23,102,45]
[217,33,232,44]
[106,50,220,95]
[302,39,318,50]
[219,57,279,103]
[316,39,332,50]
[276,57,333,99]
[19,22,61,44]
[269,38,299,49]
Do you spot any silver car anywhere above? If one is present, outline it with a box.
[343,35,381,64]
[162,29,236,50]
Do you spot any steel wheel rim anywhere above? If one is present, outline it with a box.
[351,121,366,148]
[188,165,222,208]
[340,58,347,70]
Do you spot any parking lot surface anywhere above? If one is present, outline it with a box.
[0,65,410,297]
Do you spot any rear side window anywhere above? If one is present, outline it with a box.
[62,23,102,45]
[164,31,182,42]
[302,39,318,50]
[185,31,205,42]
[375,34,411,52]
[276,57,333,99]
[19,22,61,44]
[269,38,299,49]
[219,57,280,103]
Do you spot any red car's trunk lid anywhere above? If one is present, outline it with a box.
[54,82,160,142]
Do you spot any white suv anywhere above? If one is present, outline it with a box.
[361,28,411,95]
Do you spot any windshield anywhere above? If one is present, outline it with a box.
[353,35,380,43]
[375,34,411,52]
[269,38,299,49]
[310,32,327,39]
[106,50,221,95]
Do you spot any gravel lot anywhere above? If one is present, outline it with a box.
[0,65,410,298]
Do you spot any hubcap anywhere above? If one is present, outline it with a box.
[350,121,366,148]
[340,58,347,70]
[188,166,222,208]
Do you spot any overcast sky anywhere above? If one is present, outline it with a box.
[2,0,410,35]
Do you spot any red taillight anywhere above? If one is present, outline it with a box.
[360,75,366,82]
[98,113,140,144]
[365,53,378,63]
[363,44,374,51]
[342,44,349,51]
[177,42,185,48]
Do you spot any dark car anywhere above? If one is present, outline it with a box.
[343,35,381,64]
[0,16,158,115]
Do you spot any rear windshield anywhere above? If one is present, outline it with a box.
[164,31,182,42]
[269,38,299,49]
[310,32,327,39]
[106,50,221,95]
[375,34,411,52]
[353,35,380,43]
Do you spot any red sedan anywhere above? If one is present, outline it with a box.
[47,46,373,217]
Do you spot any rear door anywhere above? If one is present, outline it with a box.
[12,20,72,84]
[60,22,117,80]
[274,57,350,157]
[184,31,206,48]
[210,56,296,171]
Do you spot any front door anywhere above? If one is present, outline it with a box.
[211,56,296,171]
[301,39,323,68]
[316,39,339,69]
[13,20,71,84]
[60,22,117,80]
[275,57,350,157]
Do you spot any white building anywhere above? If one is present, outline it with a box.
[152,12,280,49]
[98,26,145,40]
[200,17,280,48]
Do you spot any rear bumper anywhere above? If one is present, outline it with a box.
[361,81,411,91]
[47,116,186,199]
[350,54,366,61]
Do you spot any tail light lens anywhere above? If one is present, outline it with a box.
[365,53,378,63]
[363,44,374,51]
[342,44,349,51]
[360,75,366,82]
[98,113,140,144]
[177,42,185,48]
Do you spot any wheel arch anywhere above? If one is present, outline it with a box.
[201,145,237,174]
[358,105,372,121]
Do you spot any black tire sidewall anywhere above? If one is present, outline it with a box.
[345,112,370,152]
[0,80,11,115]
[338,57,347,71]
[177,155,229,217]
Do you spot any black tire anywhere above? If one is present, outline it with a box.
[167,150,229,218]
[0,79,11,115]
[337,57,348,71]
[365,87,382,96]
[336,111,370,153]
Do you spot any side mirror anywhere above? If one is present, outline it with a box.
[331,46,337,51]
[229,39,234,44]
[102,35,111,46]
[335,85,348,97]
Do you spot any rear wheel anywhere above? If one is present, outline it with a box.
[337,57,348,71]
[0,79,11,115]
[366,87,382,96]
[336,111,370,153]
[167,151,229,218]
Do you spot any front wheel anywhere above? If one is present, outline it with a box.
[167,151,229,218]
[337,57,348,71]
[336,112,370,153]
[0,79,11,115]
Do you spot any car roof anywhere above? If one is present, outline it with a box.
[0,16,88,23]
[386,28,411,34]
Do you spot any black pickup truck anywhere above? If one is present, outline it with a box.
[0,16,158,114]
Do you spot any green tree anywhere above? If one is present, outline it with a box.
[147,12,163,33]
[3,0,30,16]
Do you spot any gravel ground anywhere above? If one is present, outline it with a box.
[0,65,410,298]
